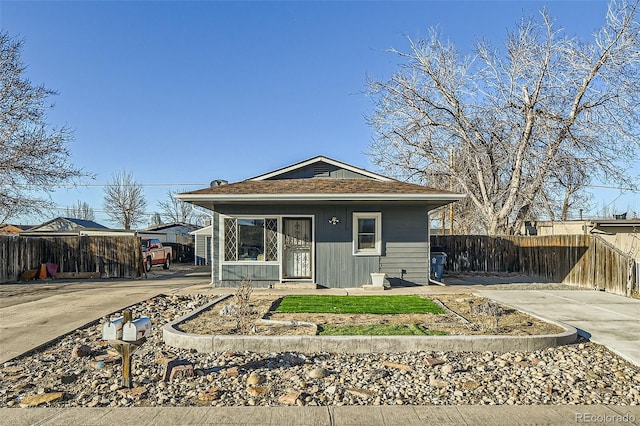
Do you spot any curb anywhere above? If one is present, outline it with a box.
[163,294,578,353]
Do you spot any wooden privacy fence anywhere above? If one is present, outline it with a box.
[431,235,638,297]
[0,235,143,284]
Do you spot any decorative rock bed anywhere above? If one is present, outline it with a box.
[1,294,639,408]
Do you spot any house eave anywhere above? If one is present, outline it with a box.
[177,193,465,207]
[588,219,640,228]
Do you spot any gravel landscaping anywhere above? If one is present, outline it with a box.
[1,294,639,408]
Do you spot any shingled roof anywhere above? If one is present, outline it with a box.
[177,156,465,207]
[178,178,464,208]
[183,178,453,196]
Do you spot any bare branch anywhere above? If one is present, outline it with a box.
[65,201,95,221]
[0,32,91,223]
[367,0,640,235]
[102,170,147,230]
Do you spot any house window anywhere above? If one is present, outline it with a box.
[223,217,278,262]
[353,212,382,256]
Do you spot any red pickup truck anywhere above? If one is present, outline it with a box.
[141,238,172,272]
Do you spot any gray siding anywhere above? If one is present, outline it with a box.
[272,162,372,180]
[213,204,431,288]
[379,207,430,286]
[221,264,279,282]
[194,234,209,265]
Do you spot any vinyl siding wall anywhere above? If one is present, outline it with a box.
[273,163,369,180]
[194,233,207,265]
[211,204,430,288]
[379,208,430,286]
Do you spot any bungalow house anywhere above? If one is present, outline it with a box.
[139,222,200,245]
[177,156,464,289]
[191,225,213,266]
[0,224,33,235]
[20,217,135,237]
[523,218,640,260]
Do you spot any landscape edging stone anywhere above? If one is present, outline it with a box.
[162,293,578,353]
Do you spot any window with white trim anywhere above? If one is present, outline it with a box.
[353,212,382,255]
[223,217,278,261]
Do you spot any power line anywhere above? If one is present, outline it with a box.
[57,183,208,188]
[8,183,208,188]
[585,184,639,191]
[51,206,210,217]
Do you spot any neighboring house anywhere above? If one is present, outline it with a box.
[0,224,33,235]
[136,230,168,242]
[192,225,212,265]
[524,219,640,260]
[588,219,640,260]
[177,156,464,289]
[20,217,135,237]
[139,222,200,245]
[523,220,586,236]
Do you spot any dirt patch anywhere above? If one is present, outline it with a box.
[177,294,564,336]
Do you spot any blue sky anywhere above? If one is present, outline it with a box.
[1,0,637,226]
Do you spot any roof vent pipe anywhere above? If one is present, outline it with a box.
[210,179,228,187]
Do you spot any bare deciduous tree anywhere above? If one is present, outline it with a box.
[150,212,163,226]
[0,32,88,224]
[367,0,640,235]
[103,170,147,230]
[65,201,95,221]
[157,190,193,224]
[158,189,208,225]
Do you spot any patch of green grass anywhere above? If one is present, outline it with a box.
[317,323,449,336]
[275,295,445,315]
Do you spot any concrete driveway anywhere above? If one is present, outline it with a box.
[475,289,640,366]
[0,273,208,364]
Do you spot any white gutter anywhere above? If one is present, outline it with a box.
[176,193,465,203]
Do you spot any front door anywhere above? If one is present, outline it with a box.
[282,218,313,280]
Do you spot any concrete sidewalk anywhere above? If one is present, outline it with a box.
[2,405,639,425]
[475,289,640,366]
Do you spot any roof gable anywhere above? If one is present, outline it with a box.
[0,224,26,235]
[142,222,200,232]
[249,156,393,182]
[29,217,108,232]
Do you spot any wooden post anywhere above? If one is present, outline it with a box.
[121,343,132,388]
[121,309,133,388]
[107,335,146,390]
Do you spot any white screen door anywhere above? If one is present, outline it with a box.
[283,218,312,279]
